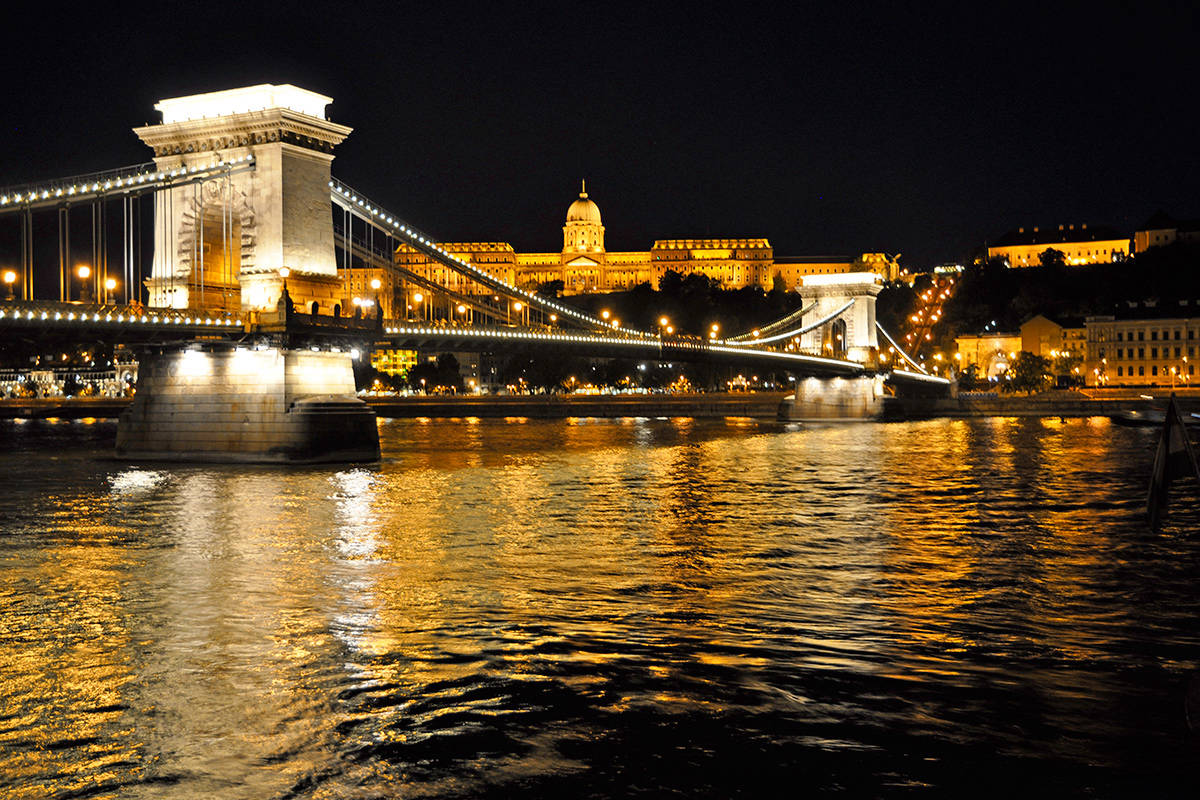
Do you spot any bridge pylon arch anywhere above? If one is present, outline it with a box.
[795,272,882,365]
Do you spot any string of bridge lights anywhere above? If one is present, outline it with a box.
[0,307,241,327]
[0,156,255,206]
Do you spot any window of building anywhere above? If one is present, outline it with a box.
[1138,331,1145,341]
[1151,331,1158,341]
[1176,347,1183,358]
[1117,331,1124,341]
[1176,330,1182,340]
[1139,366,1145,376]
[1152,347,1159,359]
[1152,366,1159,376]
[1118,366,1124,377]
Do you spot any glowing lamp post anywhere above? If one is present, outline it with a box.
[76,265,92,303]
[2,270,16,301]
[103,277,117,305]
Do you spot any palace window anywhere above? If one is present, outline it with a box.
[1152,348,1159,359]
[1118,366,1124,377]
[1152,366,1159,376]
[1139,366,1145,376]
[1138,348,1145,358]
[1151,331,1158,341]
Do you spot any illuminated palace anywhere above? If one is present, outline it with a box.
[341,183,899,314]
[986,223,1129,267]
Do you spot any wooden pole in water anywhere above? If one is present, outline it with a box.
[1147,394,1200,530]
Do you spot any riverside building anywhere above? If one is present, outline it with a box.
[1085,302,1200,387]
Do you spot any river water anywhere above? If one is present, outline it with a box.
[1,416,1197,797]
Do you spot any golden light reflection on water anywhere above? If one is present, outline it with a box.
[0,416,1197,796]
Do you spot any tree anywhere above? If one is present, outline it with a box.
[536,279,564,298]
[956,363,982,392]
[61,373,83,397]
[1003,351,1051,394]
[407,353,464,393]
[1039,248,1067,269]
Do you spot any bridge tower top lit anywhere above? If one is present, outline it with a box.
[796,272,882,363]
[133,84,352,313]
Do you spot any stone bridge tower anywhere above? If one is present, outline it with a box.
[133,84,352,313]
[795,272,882,363]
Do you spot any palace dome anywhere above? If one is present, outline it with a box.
[566,180,602,225]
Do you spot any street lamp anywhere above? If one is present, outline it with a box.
[2,270,16,301]
[104,277,117,305]
[370,277,382,315]
[77,265,91,303]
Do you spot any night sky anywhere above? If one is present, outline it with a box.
[2,0,1197,267]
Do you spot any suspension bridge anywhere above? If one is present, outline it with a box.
[0,84,947,462]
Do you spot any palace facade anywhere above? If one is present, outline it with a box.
[986,223,1129,267]
[348,183,899,310]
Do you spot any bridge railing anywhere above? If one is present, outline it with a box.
[0,299,243,327]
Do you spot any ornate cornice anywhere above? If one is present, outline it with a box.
[133,108,352,157]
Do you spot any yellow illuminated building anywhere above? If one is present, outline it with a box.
[371,348,418,377]
[955,314,1086,380]
[1133,211,1200,253]
[366,183,899,299]
[987,223,1128,267]
[1085,304,1200,387]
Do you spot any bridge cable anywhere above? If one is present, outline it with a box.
[329,178,658,337]
[725,300,855,347]
[726,301,818,343]
[875,321,930,375]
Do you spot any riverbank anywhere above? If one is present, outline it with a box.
[2,390,1198,421]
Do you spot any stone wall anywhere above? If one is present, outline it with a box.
[116,347,379,463]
